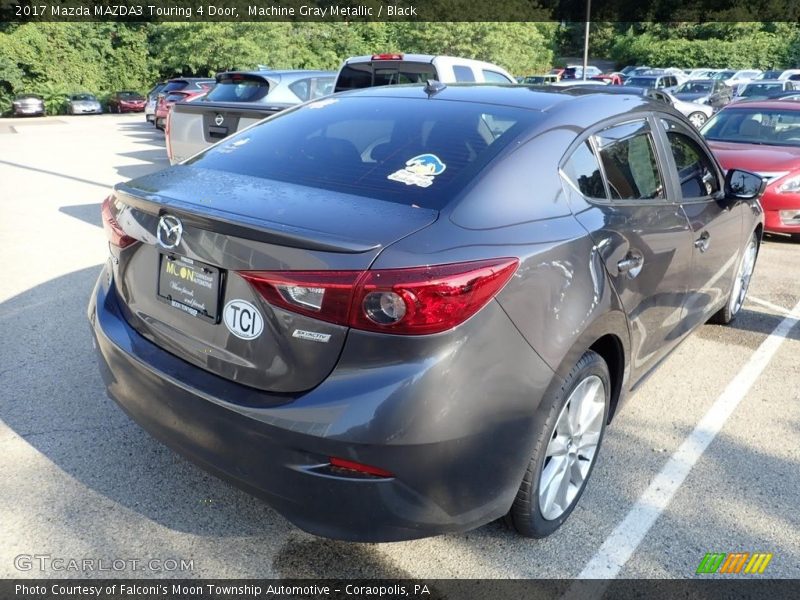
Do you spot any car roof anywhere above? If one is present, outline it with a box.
[683,78,716,83]
[336,83,670,122]
[721,99,800,110]
[342,54,506,71]
[223,70,335,78]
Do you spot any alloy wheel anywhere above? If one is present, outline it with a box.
[728,237,757,317]
[689,111,708,128]
[538,375,606,521]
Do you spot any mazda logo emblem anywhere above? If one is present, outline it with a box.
[214,114,224,126]
[157,215,183,249]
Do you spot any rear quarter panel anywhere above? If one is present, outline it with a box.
[377,127,632,394]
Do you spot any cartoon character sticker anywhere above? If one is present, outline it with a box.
[387,154,447,188]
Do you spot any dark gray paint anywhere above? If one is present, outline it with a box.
[90,84,764,542]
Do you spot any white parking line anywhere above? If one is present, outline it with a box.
[748,295,795,317]
[576,298,800,580]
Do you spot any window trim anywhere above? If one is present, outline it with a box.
[653,115,725,205]
[559,139,609,200]
[560,115,680,206]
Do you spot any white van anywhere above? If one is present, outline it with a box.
[334,53,515,92]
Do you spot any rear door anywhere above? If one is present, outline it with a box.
[654,116,741,329]
[563,118,694,380]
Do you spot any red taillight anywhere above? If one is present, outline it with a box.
[238,258,519,335]
[329,457,393,478]
[240,270,360,325]
[100,196,136,249]
[371,53,403,61]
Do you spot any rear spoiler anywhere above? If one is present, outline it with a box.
[172,100,296,120]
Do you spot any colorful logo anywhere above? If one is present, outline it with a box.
[696,552,773,574]
[387,154,447,188]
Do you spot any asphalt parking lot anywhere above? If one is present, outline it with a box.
[0,114,798,580]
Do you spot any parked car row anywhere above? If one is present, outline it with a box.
[163,54,515,163]
[8,90,146,117]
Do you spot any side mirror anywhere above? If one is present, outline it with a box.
[724,169,766,200]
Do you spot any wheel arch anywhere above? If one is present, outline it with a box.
[552,310,631,425]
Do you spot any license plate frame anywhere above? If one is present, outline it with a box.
[157,253,223,323]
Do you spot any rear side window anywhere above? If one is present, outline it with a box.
[482,69,511,83]
[189,96,540,209]
[206,77,269,102]
[562,141,607,199]
[594,122,665,200]
[453,65,476,82]
[335,61,437,92]
[289,77,335,102]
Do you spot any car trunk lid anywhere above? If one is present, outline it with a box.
[107,166,437,394]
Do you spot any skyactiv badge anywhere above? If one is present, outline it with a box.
[388,154,446,188]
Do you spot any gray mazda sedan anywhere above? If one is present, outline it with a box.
[89,84,764,542]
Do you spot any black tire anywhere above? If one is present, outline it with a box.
[709,232,759,325]
[506,350,610,538]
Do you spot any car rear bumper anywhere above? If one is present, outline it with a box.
[88,263,556,541]
[13,107,44,116]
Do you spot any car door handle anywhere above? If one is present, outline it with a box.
[617,253,644,278]
[695,231,711,253]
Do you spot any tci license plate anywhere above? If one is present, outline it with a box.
[157,254,221,322]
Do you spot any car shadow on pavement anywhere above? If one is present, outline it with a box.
[114,147,170,181]
[59,203,102,228]
[698,308,800,345]
[763,233,798,246]
[0,266,293,539]
[117,121,165,145]
[273,537,414,579]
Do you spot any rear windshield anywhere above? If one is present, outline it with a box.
[162,81,189,93]
[205,76,269,102]
[188,95,540,209]
[676,81,712,94]
[335,61,437,92]
[625,77,657,88]
[164,92,190,103]
[740,83,783,96]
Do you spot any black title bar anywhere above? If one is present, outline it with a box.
[3,579,800,600]
[4,0,800,22]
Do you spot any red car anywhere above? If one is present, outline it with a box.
[108,91,146,113]
[591,74,623,85]
[154,78,215,130]
[703,100,800,239]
